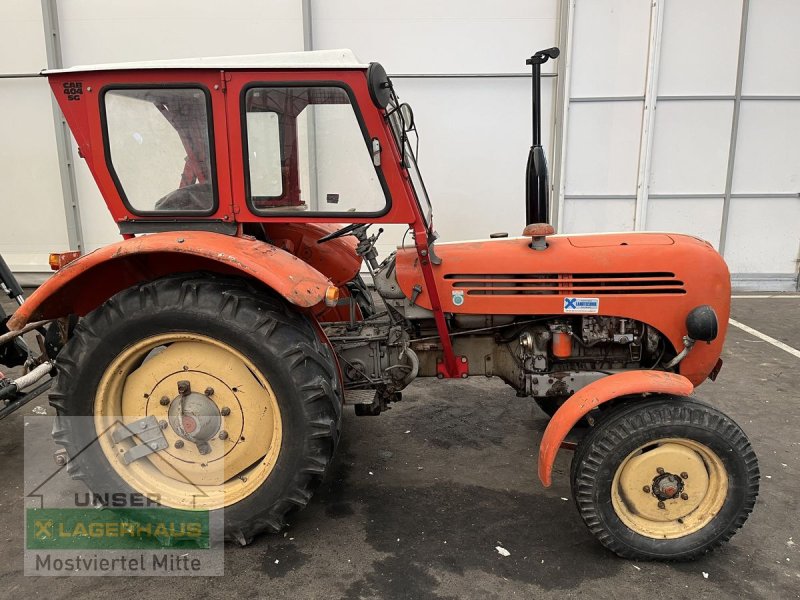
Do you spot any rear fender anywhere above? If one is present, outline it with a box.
[538,370,694,487]
[8,231,333,330]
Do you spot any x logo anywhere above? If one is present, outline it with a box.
[564,298,577,309]
[34,520,53,538]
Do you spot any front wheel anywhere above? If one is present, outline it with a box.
[50,273,341,544]
[570,396,759,560]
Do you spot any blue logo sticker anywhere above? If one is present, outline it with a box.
[564,297,599,313]
[452,290,465,306]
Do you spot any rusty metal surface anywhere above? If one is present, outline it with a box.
[8,231,333,330]
[537,370,694,487]
[522,223,555,237]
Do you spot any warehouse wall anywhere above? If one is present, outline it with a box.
[0,1,69,277]
[311,0,559,258]
[0,0,797,289]
[560,0,800,289]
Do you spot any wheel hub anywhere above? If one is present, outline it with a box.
[652,472,684,501]
[167,389,221,443]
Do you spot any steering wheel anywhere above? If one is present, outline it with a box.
[317,223,365,244]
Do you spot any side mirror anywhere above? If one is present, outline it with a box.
[399,103,414,132]
[686,305,718,342]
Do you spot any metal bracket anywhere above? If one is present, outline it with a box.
[436,355,469,379]
[371,138,381,166]
[409,284,423,306]
[112,415,169,465]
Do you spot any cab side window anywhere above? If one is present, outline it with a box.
[104,87,216,213]
[243,86,387,215]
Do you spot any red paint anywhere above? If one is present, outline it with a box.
[551,332,572,359]
[8,231,333,329]
[263,223,361,286]
[395,234,730,386]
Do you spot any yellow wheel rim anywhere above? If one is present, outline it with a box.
[611,438,728,539]
[94,333,282,510]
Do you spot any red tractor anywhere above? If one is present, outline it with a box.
[0,48,758,560]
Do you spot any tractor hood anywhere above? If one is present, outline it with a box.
[395,232,731,386]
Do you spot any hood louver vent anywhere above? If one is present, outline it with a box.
[444,272,686,296]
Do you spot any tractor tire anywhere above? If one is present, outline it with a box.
[570,395,758,561]
[49,272,341,545]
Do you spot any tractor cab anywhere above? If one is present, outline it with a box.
[45,49,427,236]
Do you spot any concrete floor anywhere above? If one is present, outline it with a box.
[0,295,798,599]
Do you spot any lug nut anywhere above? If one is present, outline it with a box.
[177,380,191,396]
[53,450,68,466]
[657,501,665,509]
[680,472,688,479]
[174,440,184,449]
[656,467,665,475]
[220,407,231,416]
[642,485,651,493]
[204,387,214,397]
[219,430,229,440]
[681,493,689,500]
[159,396,170,406]
[159,420,168,429]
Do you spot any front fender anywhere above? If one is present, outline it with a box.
[8,231,333,330]
[538,370,694,487]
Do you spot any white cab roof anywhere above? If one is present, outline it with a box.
[43,49,367,75]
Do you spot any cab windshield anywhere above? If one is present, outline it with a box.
[387,105,433,229]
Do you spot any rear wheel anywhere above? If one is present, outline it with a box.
[50,273,341,544]
[570,396,759,560]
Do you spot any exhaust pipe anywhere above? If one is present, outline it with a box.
[525,47,560,225]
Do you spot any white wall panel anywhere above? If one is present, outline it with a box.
[724,198,800,274]
[649,101,733,194]
[312,0,559,74]
[58,0,303,66]
[741,0,800,95]
[0,2,70,274]
[658,0,742,96]
[563,198,635,233]
[0,79,70,271]
[646,198,724,249]
[570,0,651,97]
[0,0,47,72]
[380,77,554,252]
[71,139,119,252]
[731,101,800,193]
[563,101,643,195]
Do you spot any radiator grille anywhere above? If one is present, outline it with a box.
[444,272,686,296]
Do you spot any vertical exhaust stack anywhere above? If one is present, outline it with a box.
[525,47,560,225]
